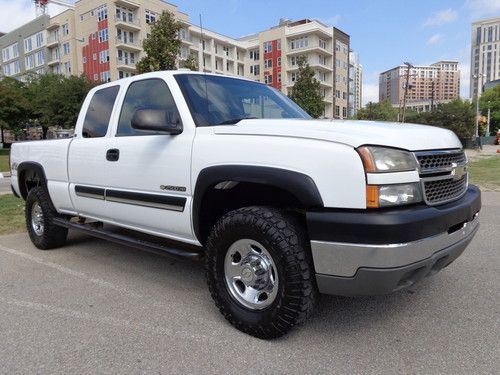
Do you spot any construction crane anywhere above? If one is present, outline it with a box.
[34,0,75,17]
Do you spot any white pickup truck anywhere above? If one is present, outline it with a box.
[10,71,481,338]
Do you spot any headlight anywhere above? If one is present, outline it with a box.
[357,146,417,173]
[366,183,422,208]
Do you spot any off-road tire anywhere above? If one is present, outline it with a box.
[206,206,318,339]
[25,187,68,250]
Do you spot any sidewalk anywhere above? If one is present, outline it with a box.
[465,144,500,162]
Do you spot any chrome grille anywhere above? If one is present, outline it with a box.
[416,151,466,173]
[414,149,468,206]
[423,175,468,205]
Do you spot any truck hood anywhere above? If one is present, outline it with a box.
[213,119,462,151]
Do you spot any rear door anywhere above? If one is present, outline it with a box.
[99,76,195,243]
[68,84,121,220]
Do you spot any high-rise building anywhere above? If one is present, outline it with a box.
[470,16,500,98]
[0,0,354,118]
[349,50,362,117]
[379,61,460,112]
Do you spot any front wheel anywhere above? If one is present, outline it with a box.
[205,206,318,339]
[25,187,68,250]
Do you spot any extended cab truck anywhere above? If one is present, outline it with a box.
[10,71,481,339]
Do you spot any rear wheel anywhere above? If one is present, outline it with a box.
[25,187,68,250]
[206,206,318,339]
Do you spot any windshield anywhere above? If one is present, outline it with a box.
[175,74,311,126]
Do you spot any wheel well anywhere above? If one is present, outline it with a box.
[18,164,46,200]
[196,181,306,245]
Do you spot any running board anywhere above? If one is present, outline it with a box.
[53,218,202,261]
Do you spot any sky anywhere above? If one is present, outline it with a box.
[1,0,500,105]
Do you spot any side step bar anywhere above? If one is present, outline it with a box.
[53,218,202,261]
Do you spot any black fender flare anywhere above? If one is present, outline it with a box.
[192,165,324,241]
[17,161,48,199]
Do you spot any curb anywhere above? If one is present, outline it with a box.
[0,172,11,178]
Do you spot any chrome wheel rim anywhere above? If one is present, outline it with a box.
[224,239,279,310]
[31,202,44,236]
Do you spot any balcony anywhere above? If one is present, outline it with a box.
[114,15,141,31]
[286,43,330,55]
[115,37,141,51]
[47,56,61,66]
[116,57,136,70]
[46,36,60,48]
[114,0,139,9]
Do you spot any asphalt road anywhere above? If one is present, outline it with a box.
[0,193,498,374]
[0,176,11,195]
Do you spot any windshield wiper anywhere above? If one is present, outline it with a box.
[216,117,257,125]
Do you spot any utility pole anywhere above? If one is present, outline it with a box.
[401,62,413,123]
[487,101,491,136]
[473,73,485,138]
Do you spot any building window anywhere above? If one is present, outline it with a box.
[179,28,189,41]
[319,39,327,49]
[1,48,9,61]
[63,42,70,55]
[100,71,111,82]
[335,105,340,116]
[35,50,44,66]
[25,54,34,69]
[93,53,97,60]
[145,10,157,24]
[277,40,281,51]
[264,74,273,85]
[291,72,298,82]
[62,23,69,35]
[97,6,108,21]
[98,28,109,42]
[250,64,260,76]
[249,49,259,61]
[290,37,308,50]
[264,59,272,69]
[83,56,87,64]
[278,73,281,83]
[99,50,109,63]
[342,107,347,118]
[277,57,281,67]
[93,73,98,81]
[12,43,19,58]
[35,32,44,48]
[24,37,33,52]
[263,41,272,53]
[64,61,71,73]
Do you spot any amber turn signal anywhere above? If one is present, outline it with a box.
[357,147,376,173]
[366,185,379,208]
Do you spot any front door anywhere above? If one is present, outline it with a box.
[101,77,195,243]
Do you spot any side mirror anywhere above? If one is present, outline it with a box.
[131,108,183,135]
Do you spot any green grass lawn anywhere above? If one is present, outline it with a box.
[0,194,25,235]
[0,148,9,172]
[0,155,9,172]
[468,156,500,191]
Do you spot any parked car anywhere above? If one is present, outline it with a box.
[9,71,481,338]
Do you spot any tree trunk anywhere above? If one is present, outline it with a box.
[42,126,48,140]
[0,126,4,145]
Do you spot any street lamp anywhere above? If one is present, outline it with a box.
[473,73,485,138]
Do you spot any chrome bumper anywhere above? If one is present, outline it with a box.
[311,213,479,278]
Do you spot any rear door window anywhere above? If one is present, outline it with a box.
[82,86,120,138]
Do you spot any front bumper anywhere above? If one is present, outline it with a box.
[307,185,481,296]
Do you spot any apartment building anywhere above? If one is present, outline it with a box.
[0,15,51,79]
[379,61,460,112]
[1,0,355,118]
[349,50,362,116]
[470,16,500,98]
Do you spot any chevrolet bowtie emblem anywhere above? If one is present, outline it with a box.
[450,163,467,180]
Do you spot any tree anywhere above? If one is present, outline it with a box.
[288,55,325,118]
[356,101,398,121]
[0,78,30,142]
[26,74,94,139]
[424,99,475,139]
[136,10,182,73]
[479,85,500,135]
[180,53,199,71]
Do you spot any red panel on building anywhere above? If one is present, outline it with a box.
[263,39,282,90]
[82,19,110,81]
